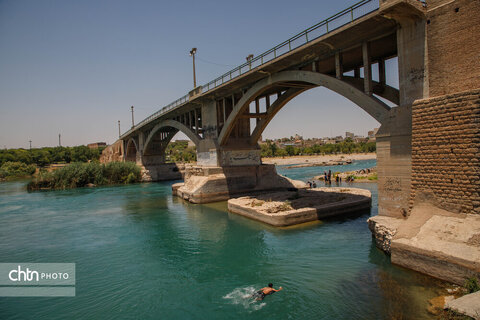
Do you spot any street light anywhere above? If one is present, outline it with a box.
[189,48,197,88]
[131,106,134,128]
[246,54,254,70]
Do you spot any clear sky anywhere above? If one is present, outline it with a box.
[0,0,398,149]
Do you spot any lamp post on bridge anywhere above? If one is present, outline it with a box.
[131,106,134,128]
[189,48,197,88]
[118,120,121,138]
[246,54,254,70]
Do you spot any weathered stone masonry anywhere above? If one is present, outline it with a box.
[410,89,480,215]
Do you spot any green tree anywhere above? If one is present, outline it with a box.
[285,145,295,156]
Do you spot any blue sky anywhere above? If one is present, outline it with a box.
[0,0,397,148]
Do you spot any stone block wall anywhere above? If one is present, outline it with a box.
[99,140,124,163]
[410,89,480,214]
[426,0,480,97]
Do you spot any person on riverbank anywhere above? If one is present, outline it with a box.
[253,283,283,301]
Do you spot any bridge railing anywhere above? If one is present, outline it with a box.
[121,93,190,138]
[120,0,379,139]
[201,0,378,93]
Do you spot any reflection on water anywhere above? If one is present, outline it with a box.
[0,160,444,319]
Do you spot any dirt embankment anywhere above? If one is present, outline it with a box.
[262,153,376,166]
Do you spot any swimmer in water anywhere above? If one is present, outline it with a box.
[253,283,283,301]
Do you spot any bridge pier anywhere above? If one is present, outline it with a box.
[375,0,428,218]
[176,99,306,203]
[174,164,305,204]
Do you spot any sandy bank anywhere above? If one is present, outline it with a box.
[314,167,378,183]
[261,153,376,166]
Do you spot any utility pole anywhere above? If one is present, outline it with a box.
[131,106,135,128]
[59,134,61,147]
[118,120,121,137]
[29,140,32,150]
[189,48,197,88]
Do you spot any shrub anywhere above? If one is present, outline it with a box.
[0,161,36,179]
[465,277,480,293]
[27,162,141,191]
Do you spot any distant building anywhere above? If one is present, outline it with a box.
[354,136,367,143]
[367,128,379,141]
[345,132,354,139]
[87,142,107,149]
[323,139,337,144]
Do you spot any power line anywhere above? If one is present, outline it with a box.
[196,56,236,67]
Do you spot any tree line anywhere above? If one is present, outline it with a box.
[260,139,376,157]
[0,146,105,167]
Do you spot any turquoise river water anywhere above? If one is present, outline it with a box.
[0,159,447,319]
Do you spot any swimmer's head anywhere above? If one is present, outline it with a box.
[268,283,273,288]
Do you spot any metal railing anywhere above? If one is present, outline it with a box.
[201,0,378,93]
[120,0,379,139]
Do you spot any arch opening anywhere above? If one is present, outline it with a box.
[125,138,138,162]
[143,120,201,157]
[218,70,393,147]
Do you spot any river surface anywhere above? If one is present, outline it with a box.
[0,159,446,319]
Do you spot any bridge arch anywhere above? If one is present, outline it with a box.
[143,119,201,156]
[125,137,138,162]
[218,70,392,146]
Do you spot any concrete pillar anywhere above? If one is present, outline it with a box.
[376,107,412,218]
[335,52,343,80]
[397,20,428,104]
[362,42,372,95]
[379,58,386,88]
[376,3,427,218]
[136,132,145,165]
[196,99,220,166]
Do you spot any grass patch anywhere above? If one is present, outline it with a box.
[277,200,293,212]
[368,173,378,180]
[250,200,265,207]
[27,162,141,191]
